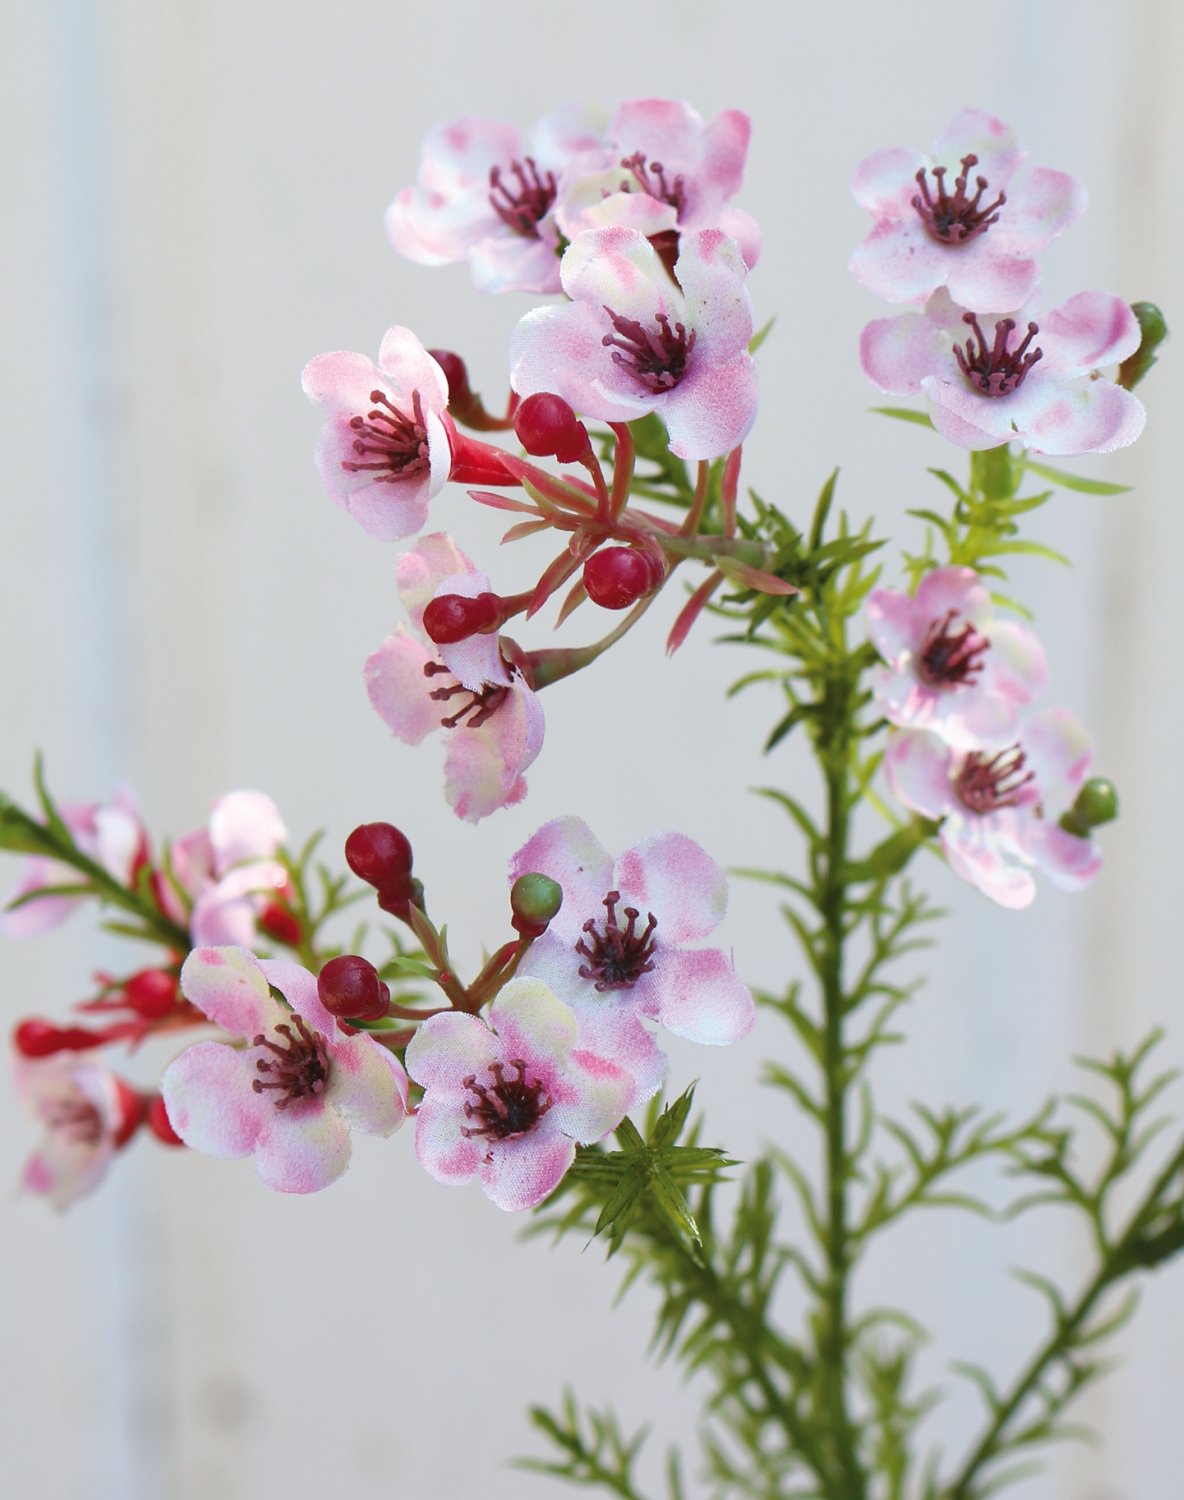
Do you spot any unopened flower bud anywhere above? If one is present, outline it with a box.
[317,954,392,1022]
[583,545,666,610]
[428,348,476,411]
[258,900,303,948]
[1060,778,1119,838]
[112,1077,146,1148]
[423,590,504,645]
[123,968,178,1021]
[346,822,414,891]
[510,872,564,938]
[514,392,590,464]
[13,1019,106,1057]
[147,1094,185,1146]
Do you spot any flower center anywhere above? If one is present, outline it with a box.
[461,1059,551,1141]
[602,308,695,393]
[576,890,658,991]
[954,314,1043,398]
[46,1097,103,1144]
[955,746,1035,815]
[252,1015,330,1110]
[341,389,430,481]
[422,661,511,729]
[918,609,990,687]
[912,154,1006,245]
[617,151,688,217]
[488,157,557,238]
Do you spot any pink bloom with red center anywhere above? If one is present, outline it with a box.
[884,710,1103,909]
[510,226,757,461]
[850,108,1086,313]
[556,98,761,269]
[387,107,605,294]
[867,566,1048,750]
[364,534,544,823]
[161,947,407,1194]
[1,785,144,938]
[301,327,451,541]
[405,976,634,1212]
[509,818,755,1101]
[162,790,290,948]
[16,1056,139,1209]
[860,288,1145,455]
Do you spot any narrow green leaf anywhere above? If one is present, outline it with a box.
[872,405,934,428]
[1022,459,1131,496]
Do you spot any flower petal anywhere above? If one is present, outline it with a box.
[324,1033,408,1136]
[510,817,615,942]
[488,978,578,1071]
[885,732,957,820]
[405,1011,499,1091]
[413,1090,485,1184]
[650,948,755,1044]
[616,831,727,944]
[180,946,280,1038]
[161,1042,266,1157]
[364,629,441,744]
[480,1130,575,1211]
[252,1105,352,1193]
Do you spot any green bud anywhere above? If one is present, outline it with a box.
[1060,778,1119,838]
[1117,302,1168,390]
[510,872,563,937]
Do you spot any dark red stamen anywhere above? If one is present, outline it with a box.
[422,661,510,728]
[912,154,1006,245]
[488,157,557,238]
[955,746,1036,815]
[618,151,688,218]
[954,314,1043,397]
[251,1014,330,1110]
[46,1097,104,1144]
[576,890,658,991]
[341,388,429,480]
[918,609,990,687]
[602,308,695,393]
[461,1059,551,1140]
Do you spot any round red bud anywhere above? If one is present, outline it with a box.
[258,900,303,948]
[112,1077,146,1148]
[427,348,474,409]
[423,591,503,645]
[13,1018,62,1058]
[147,1094,185,1146]
[317,954,392,1022]
[514,392,589,464]
[345,822,414,891]
[123,968,179,1021]
[583,546,666,610]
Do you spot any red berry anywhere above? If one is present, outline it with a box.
[112,1078,146,1148]
[514,392,589,464]
[423,591,503,645]
[258,900,302,948]
[583,546,665,610]
[123,968,178,1020]
[345,822,414,890]
[427,348,474,409]
[13,1018,62,1058]
[147,1094,185,1146]
[317,954,391,1022]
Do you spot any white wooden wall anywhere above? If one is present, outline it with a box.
[2,3,1181,1496]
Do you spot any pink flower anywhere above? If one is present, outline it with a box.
[16,1056,139,1209]
[510,226,757,461]
[884,710,1103,909]
[867,566,1048,749]
[860,289,1145,455]
[302,327,452,540]
[161,947,408,1193]
[556,98,760,268]
[364,534,544,823]
[1,785,144,938]
[164,790,290,948]
[850,108,1086,313]
[509,818,755,1100]
[405,977,634,1212]
[387,108,604,294]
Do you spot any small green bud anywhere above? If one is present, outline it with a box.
[510,872,563,938]
[1117,302,1168,390]
[1060,778,1119,838]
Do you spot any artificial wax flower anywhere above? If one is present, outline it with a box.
[884,710,1103,909]
[365,534,544,823]
[405,976,634,1212]
[555,97,760,269]
[860,288,1145,454]
[16,1056,140,1209]
[850,107,1085,313]
[386,107,604,294]
[161,948,407,1193]
[510,226,757,461]
[509,818,755,1100]
[302,327,452,541]
[163,789,291,948]
[866,566,1048,749]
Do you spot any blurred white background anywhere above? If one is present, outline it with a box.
[2,2,1181,1496]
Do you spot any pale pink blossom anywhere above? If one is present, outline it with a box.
[556,98,760,268]
[302,327,451,540]
[405,976,634,1212]
[161,947,407,1194]
[884,710,1103,909]
[164,790,290,948]
[509,818,755,1100]
[511,226,757,461]
[860,288,1145,455]
[1,785,144,938]
[365,534,544,823]
[850,108,1085,313]
[16,1056,138,1209]
[867,566,1048,749]
[387,107,604,294]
